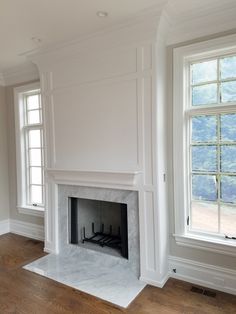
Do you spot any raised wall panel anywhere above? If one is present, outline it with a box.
[53,79,139,170]
[144,191,156,272]
[142,45,152,71]
[143,77,153,186]
[52,47,138,89]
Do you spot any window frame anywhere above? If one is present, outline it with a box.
[173,34,236,256]
[14,82,44,217]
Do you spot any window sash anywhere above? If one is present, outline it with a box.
[187,102,236,237]
[23,92,44,207]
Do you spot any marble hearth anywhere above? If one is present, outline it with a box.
[24,185,145,308]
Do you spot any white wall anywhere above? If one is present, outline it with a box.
[0,85,10,221]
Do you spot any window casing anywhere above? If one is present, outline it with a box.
[173,34,236,255]
[14,83,44,217]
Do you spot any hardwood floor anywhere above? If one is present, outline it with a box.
[0,233,235,314]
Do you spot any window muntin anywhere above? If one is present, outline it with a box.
[189,55,236,237]
[191,54,236,107]
[22,91,44,207]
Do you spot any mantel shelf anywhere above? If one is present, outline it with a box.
[46,168,142,189]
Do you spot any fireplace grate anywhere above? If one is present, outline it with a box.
[82,222,122,251]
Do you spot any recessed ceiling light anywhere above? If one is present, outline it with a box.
[97,11,108,18]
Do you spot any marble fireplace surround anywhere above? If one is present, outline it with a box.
[24,182,146,308]
[58,184,140,276]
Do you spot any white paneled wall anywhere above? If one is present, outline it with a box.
[30,16,169,286]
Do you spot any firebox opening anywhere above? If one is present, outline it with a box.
[69,197,128,259]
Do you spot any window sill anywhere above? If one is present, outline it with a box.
[174,233,236,257]
[17,206,44,218]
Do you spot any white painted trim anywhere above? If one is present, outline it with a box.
[0,220,10,235]
[2,63,39,86]
[46,169,142,189]
[169,255,236,296]
[18,206,44,218]
[10,219,44,241]
[166,1,236,45]
[140,273,169,288]
[25,13,162,66]
[0,219,44,242]
[174,234,236,257]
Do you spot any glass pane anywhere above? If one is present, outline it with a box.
[221,81,236,103]
[27,110,41,124]
[221,175,236,203]
[220,55,236,80]
[221,205,236,236]
[192,175,217,201]
[29,149,42,166]
[192,84,217,106]
[192,115,217,142]
[221,145,236,173]
[191,201,218,233]
[30,185,43,204]
[192,146,217,172]
[221,114,236,142]
[29,130,41,148]
[30,167,42,185]
[27,94,40,110]
[191,60,217,85]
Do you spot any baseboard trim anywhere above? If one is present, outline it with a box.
[10,219,44,241]
[169,255,236,296]
[0,219,10,235]
[140,273,169,288]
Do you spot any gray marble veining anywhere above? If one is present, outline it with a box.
[58,185,140,276]
[24,246,146,308]
[24,184,143,308]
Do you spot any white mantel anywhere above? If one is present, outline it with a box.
[46,169,142,189]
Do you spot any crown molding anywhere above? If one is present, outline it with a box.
[23,8,168,68]
[1,63,39,86]
[166,0,236,45]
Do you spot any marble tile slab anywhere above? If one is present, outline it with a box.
[23,246,146,308]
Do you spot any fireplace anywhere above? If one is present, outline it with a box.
[69,198,128,258]
[58,184,140,276]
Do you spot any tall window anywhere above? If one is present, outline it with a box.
[190,57,236,237]
[15,83,44,216]
[173,35,236,252]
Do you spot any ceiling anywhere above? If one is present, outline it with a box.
[0,0,166,72]
[1,0,236,74]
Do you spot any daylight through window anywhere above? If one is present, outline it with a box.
[189,55,236,237]
[15,83,44,216]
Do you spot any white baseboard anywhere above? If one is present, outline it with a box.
[10,219,44,241]
[0,219,10,235]
[169,255,236,296]
[140,273,169,288]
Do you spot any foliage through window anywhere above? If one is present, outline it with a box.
[189,56,236,238]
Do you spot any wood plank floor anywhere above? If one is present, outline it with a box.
[0,233,235,314]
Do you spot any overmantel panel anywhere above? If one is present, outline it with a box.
[52,77,139,171]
